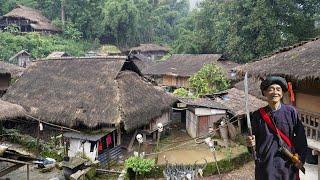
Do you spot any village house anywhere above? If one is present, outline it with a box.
[46,51,70,59]
[130,54,156,76]
[213,88,267,133]
[127,43,170,61]
[145,54,239,90]
[1,56,176,166]
[176,97,228,138]
[234,38,320,174]
[0,60,25,97]
[0,5,61,33]
[9,50,31,67]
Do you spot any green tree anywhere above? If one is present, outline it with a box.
[189,64,230,96]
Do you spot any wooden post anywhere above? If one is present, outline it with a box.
[27,164,29,180]
[117,126,121,146]
[36,121,40,156]
[318,152,320,180]
[156,131,161,151]
[237,117,242,133]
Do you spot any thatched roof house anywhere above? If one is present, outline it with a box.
[214,88,267,116]
[233,77,264,100]
[2,57,176,131]
[130,43,170,53]
[145,54,238,77]
[0,5,61,33]
[0,60,25,78]
[127,43,170,61]
[130,54,156,75]
[0,99,26,121]
[46,51,70,59]
[234,38,320,89]
[178,97,228,110]
[144,54,238,89]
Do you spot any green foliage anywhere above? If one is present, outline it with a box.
[0,32,92,61]
[125,156,155,175]
[3,24,20,33]
[173,0,320,62]
[173,88,190,97]
[189,64,230,96]
[40,150,63,162]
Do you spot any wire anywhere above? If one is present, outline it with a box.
[144,114,242,156]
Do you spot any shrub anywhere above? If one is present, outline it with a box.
[125,156,155,175]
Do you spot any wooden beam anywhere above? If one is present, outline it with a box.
[0,163,24,176]
[0,157,31,165]
[127,130,137,152]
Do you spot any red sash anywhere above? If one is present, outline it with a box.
[259,107,293,147]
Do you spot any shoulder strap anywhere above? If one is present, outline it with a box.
[259,107,293,148]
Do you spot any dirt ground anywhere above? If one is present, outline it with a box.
[201,160,255,180]
[156,124,247,165]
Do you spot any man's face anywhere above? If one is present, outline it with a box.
[263,84,283,103]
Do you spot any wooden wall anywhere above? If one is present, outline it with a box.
[295,92,320,113]
[186,110,197,138]
[162,75,189,88]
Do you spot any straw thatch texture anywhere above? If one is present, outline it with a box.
[0,60,25,78]
[3,57,175,131]
[131,54,156,75]
[130,44,170,53]
[2,5,60,32]
[117,71,176,130]
[235,38,320,86]
[215,88,267,115]
[145,54,238,77]
[46,52,69,59]
[233,77,264,100]
[0,100,26,120]
[178,97,228,109]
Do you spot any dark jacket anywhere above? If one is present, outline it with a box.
[251,104,307,180]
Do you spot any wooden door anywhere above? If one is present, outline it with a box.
[198,116,209,137]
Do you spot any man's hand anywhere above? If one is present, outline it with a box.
[246,135,255,147]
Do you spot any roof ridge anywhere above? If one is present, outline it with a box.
[252,37,320,62]
[40,56,127,62]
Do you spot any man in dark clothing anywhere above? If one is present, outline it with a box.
[247,76,308,180]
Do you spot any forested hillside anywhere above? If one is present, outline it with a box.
[0,0,319,62]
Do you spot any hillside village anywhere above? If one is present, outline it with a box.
[0,1,320,180]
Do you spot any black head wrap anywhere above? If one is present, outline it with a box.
[260,76,288,95]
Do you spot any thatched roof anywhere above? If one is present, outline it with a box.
[130,43,170,53]
[0,60,25,78]
[233,77,264,100]
[2,5,60,32]
[0,100,26,121]
[145,54,238,77]
[46,52,69,59]
[2,57,175,131]
[178,97,228,110]
[234,38,320,88]
[214,88,267,115]
[118,71,176,130]
[131,54,156,75]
